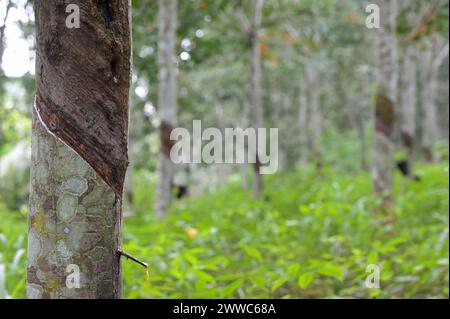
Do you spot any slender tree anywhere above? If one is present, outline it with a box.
[250,0,264,198]
[400,44,417,174]
[28,0,131,298]
[297,76,309,166]
[0,0,12,68]
[155,0,177,218]
[421,36,449,162]
[0,0,13,143]
[372,0,398,208]
[306,64,322,171]
[240,98,250,189]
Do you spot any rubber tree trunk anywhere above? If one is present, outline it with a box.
[270,88,285,170]
[155,0,177,218]
[28,0,131,299]
[124,92,137,215]
[400,44,417,174]
[0,0,12,66]
[421,45,437,162]
[372,0,397,208]
[354,107,368,171]
[306,64,322,171]
[240,100,250,189]
[346,82,368,171]
[250,0,264,199]
[298,77,309,166]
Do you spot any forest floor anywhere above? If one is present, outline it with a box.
[1,162,448,299]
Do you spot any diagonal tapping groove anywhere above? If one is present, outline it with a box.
[97,0,114,28]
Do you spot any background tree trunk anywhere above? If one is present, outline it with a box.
[250,0,264,198]
[356,113,368,171]
[298,77,309,166]
[270,87,285,171]
[373,0,398,208]
[307,65,322,172]
[0,0,13,143]
[28,0,131,299]
[400,44,417,174]
[155,0,177,218]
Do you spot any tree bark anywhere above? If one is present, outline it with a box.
[0,0,12,67]
[250,0,264,198]
[155,0,177,218]
[298,77,309,166]
[0,0,13,143]
[400,44,417,174]
[306,64,322,171]
[28,0,131,299]
[270,87,286,170]
[421,37,449,162]
[356,113,368,171]
[373,0,397,208]
[240,99,250,189]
